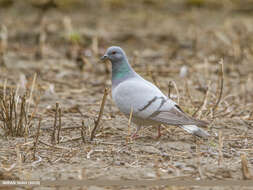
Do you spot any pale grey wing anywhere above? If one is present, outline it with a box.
[112,78,176,118]
[148,106,209,126]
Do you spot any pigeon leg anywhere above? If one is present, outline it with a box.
[155,125,162,139]
[131,125,141,139]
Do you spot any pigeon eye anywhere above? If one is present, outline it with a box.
[112,51,116,55]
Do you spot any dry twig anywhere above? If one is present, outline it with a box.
[168,81,172,98]
[33,118,41,161]
[212,59,224,115]
[27,73,37,114]
[80,120,86,144]
[218,131,223,166]
[3,79,7,101]
[90,88,109,141]
[168,80,180,104]
[57,106,62,144]
[51,102,59,144]
[241,154,253,180]
[0,25,8,67]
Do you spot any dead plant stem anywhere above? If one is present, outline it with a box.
[90,88,109,141]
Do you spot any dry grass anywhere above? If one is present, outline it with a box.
[0,89,37,137]
[0,1,253,190]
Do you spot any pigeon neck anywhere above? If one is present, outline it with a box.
[111,59,135,86]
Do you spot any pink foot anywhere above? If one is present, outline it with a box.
[154,125,162,140]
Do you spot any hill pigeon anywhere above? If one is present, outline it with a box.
[101,46,209,139]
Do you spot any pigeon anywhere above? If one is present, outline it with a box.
[101,46,209,139]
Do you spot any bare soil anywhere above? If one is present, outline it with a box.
[0,1,253,190]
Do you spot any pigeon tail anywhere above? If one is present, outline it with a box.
[179,125,209,139]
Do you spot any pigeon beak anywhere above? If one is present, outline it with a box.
[100,55,108,61]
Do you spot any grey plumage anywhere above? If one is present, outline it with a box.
[101,46,209,139]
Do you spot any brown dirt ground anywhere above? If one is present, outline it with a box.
[0,1,253,190]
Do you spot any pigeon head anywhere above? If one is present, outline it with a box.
[101,46,126,63]
[101,46,137,86]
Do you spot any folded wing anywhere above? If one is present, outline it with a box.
[148,106,208,126]
[113,78,208,127]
